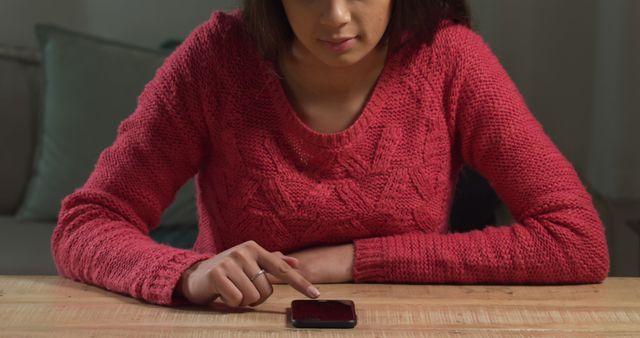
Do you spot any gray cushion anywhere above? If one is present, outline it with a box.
[0,216,57,275]
[0,215,197,275]
[0,46,41,214]
[16,25,197,227]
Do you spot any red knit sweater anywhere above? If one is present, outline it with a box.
[51,10,609,306]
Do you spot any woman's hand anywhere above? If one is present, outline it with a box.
[177,240,320,308]
[266,243,355,284]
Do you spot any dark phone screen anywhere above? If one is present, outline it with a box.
[291,300,356,321]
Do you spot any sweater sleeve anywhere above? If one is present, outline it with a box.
[50,17,225,305]
[352,26,610,284]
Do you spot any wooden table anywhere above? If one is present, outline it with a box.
[1,276,639,337]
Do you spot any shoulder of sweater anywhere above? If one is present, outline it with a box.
[181,10,246,56]
[159,9,256,82]
[426,21,495,72]
[202,9,247,42]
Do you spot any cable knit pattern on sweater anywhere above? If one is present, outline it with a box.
[51,10,609,306]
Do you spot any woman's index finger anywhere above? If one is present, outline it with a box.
[255,249,320,299]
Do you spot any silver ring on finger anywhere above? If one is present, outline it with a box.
[250,268,266,282]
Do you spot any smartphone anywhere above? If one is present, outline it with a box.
[291,299,357,329]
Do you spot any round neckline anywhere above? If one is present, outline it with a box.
[269,49,397,149]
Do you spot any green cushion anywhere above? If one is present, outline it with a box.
[17,25,197,227]
[149,225,198,250]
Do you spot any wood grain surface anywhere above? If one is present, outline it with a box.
[1,276,639,337]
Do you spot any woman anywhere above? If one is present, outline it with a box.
[51,0,610,309]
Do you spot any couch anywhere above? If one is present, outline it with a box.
[0,25,506,276]
[0,27,199,275]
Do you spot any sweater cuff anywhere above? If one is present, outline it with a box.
[145,249,212,306]
[353,237,386,282]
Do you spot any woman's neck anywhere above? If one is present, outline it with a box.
[278,41,388,100]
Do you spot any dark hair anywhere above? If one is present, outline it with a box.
[242,0,471,61]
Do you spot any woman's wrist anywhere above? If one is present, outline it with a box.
[176,261,201,299]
